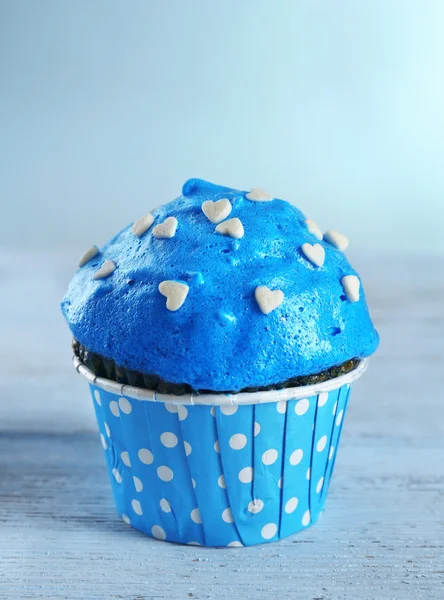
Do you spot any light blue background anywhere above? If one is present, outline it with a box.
[1,0,443,254]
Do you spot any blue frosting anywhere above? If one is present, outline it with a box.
[61,179,379,391]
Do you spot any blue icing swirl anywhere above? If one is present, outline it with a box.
[61,179,379,391]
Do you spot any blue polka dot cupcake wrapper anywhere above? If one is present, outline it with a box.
[87,367,361,547]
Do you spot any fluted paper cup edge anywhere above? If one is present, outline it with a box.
[74,356,368,406]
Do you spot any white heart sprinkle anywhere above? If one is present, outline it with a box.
[302,243,325,267]
[324,230,349,251]
[158,280,189,311]
[304,219,323,241]
[132,212,154,237]
[215,218,244,239]
[79,245,99,267]
[255,286,284,315]
[153,217,178,239]
[93,260,116,280]
[341,275,360,302]
[246,187,273,202]
[202,199,232,223]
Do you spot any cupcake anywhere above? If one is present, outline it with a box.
[61,178,379,546]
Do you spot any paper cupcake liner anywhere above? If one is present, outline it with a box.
[76,358,367,547]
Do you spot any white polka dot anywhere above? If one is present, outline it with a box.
[104,422,111,437]
[302,510,311,526]
[238,467,253,483]
[248,499,264,514]
[100,434,107,450]
[222,508,234,523]
[121,451,131,467]
[157,466,174,482]
[218,475,226,489]
[278,477,283,489]
[285,497,298,514]
[317,435,327,452]
[262,448,278,465]
[332,401,338,415]
[133,476,143,492]
[329,446,335,460]
[229,433,247,450]
[177,405,188,421]
[138,448,153,464]
[184,441,192,456]
[254,422,261,436]
[295,399,309,415]
[160,498,171,513]
[188,541,201,546]
[210,406,216,417]
[214,440,220,453]
[109,401,120,417]
[122,514,130,525]
[94,390,101,406]
[336,409,344,426]
[160,432,178,448]
[119,397,132,414]
[131,499,143,515]
[276,400,287,414]
[151,525,166,540]
[112,468,122,483]
[261,523,277,540]
[165,403,177,413]
[220,404,238,416]
[191,478,196,489]
[306,467,311,480]
[316,477,324,493]
[318,392,329,407]
[227,541,243,547]
[289,449,303,465]
[190,508,202,524]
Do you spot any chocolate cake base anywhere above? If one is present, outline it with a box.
[72,339,359,396]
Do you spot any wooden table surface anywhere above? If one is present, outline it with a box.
[1,251,443,600]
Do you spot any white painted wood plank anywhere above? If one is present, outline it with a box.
[0,251,443,599]
[0,433,443,600]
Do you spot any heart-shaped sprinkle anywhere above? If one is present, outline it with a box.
[202,199,232,223]
[246,188,273,202]
[158,280,189,311]
[304,219,323,241]
[93,260,116,280]
[341,275,360,302]
[79,245,99,267]
[153,217,178,239]
[301,243,325,267]
[255,286,284,315]
[215,218,244,239]
[132,212,154,237]
[324,230,349,251]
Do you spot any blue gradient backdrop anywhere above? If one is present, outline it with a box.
[1,0,443,253]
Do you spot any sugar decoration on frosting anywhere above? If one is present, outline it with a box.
[132,212,155,237]
[341,275,360,302]
[93,259,116,280]
[159,280,189,311]
[301,243,325,268]
[202,199,232,224]
[153,217,178,239]
[246,188,273,202]
[79,245,99,267]
[93,184,355,314]
[215,218,244,239]
[255,286,284,315]
[304,219,323,241]
[324,230,349,251]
